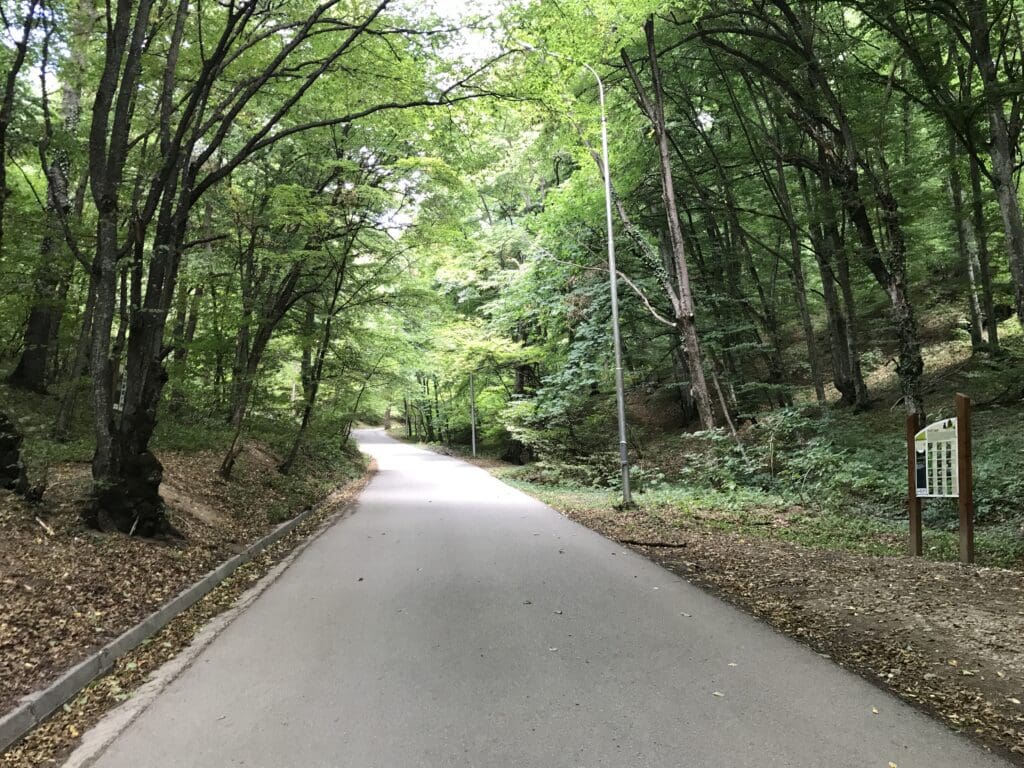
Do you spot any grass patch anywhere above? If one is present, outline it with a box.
[497,465,1024,569]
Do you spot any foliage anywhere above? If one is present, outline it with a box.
[0,0,1021,549]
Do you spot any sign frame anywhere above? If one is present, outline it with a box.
[905,394,974,564]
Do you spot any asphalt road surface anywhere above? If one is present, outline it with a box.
[87,429,1009,767]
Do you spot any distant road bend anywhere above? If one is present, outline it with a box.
[84,429,1009,767]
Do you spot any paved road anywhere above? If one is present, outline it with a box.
[87,429,1008,767]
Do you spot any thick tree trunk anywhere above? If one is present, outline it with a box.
[87,212,162,534]
[47,270,73,382]
[101,188,191,534]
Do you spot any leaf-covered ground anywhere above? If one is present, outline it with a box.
[0,441,365,724]
[501,477,1024,764]
[0,461,373,767]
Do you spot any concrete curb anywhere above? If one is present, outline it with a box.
[62,472,371,768]
[0,473,366,755]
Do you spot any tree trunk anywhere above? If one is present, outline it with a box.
[300,300,315,404]
[168,283,203,409]
[8,0,90,392]
[0,0,41,254]
[54,280,96,440]
[281,271,344,475]
[0,412,29,495]
[87,212,160,534]
[840,167,924,416]
[967,0,1024,327]
[949,135,986,350]
[968,152,1000,351]
[621,17,716,430]
[798,167,861,406]
[669,342,698,423]
[832,240,869,409]
[775,160,825,404]
[820,171,870,410]
[7,261,61,392]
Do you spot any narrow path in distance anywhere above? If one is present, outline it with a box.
[86,429,1009,767]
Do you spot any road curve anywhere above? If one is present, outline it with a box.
[86,429,1009,767]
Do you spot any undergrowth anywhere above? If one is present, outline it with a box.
[0,383,365,527]
[491,333,1024,570]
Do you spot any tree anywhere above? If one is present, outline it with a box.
[619,16,716,429]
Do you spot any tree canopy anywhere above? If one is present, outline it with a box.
[1,0,1023,533]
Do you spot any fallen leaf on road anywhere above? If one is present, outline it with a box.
[548,647,558,652]
[712,691,724,697]
[871,707,879,714]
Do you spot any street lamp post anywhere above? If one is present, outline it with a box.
[469,372,477,458]
[517,44,632,506]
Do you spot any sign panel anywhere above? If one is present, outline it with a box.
[914,418,958,498]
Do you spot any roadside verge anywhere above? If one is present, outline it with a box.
[0,463,374,768]
[489,470,1024,764]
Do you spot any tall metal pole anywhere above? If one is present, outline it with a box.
[587,65,632,506]
[469,373,477,458]
[514,45,633,505]
[956,393,974,564]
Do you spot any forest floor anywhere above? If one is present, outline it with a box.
[486,469,1024,762]
[0,437,369,763]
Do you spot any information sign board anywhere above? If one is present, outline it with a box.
[914,418,958,498]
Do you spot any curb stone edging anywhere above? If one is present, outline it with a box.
[0,471,369,755]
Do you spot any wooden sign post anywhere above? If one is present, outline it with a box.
[906,394,975,564]
[906,412,923,557]
[956,393,974,564]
